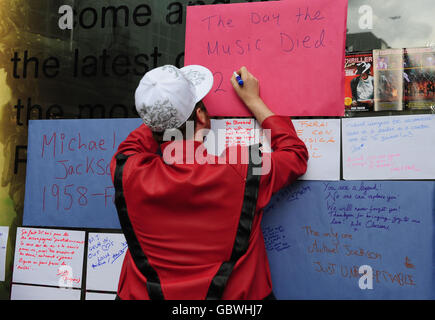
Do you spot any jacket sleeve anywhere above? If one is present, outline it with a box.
[110,123,159,181]
[256,115,309,210]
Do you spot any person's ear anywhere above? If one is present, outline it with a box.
[195,106,208,126]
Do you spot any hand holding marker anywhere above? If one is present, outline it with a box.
[233,71,244,86]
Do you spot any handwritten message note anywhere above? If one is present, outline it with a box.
[23,118,142,229]
[11,284,81,300]
[261,180,435,299]
[0,226,9,281]
[293,119,341,180]
[342,115,435,180]
[12,227,85,288]
[205,118,257,155]
[185,0,347,117]
[263,225,290,253]
[207,118,340,180]
[86,233,127,292]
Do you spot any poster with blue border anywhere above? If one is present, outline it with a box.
[23,119,142,229]
[262,180,435,299]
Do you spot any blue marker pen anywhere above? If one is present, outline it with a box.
[233,71,244,86]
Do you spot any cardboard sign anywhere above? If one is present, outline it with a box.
[293,119,341,180]
[342,115,435,180]
[85,292,117,300]
[262,180,435,299]
[185,0,348,117]
[23,119,142,229]
[11,284,81,300]
[86,233,127,292]
[0,226,8,281]
[205,118,258,155]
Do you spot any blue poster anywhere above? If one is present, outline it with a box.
[261,180,435,299]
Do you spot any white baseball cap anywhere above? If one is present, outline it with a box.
[135,65,214,132]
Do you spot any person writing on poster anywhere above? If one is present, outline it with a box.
[110,65,308,300]
[351,62,374,110]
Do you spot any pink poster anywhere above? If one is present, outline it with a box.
[185,0,348,117]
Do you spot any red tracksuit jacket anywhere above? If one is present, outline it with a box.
[110,115,308,300]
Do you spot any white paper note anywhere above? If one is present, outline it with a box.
[86,233,127,292]
[205,118,257,156]
[85,291,117,300]
[11,284,81,300]
[292,119,341,181]
[342,115,435,180]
